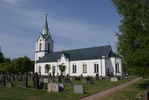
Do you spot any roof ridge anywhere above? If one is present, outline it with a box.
[55,45,111,53]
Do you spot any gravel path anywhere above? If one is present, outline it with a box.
[80,77,142,100]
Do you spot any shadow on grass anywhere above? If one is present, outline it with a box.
[137,80,149,90]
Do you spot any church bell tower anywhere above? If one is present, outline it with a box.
[35,14,54,62]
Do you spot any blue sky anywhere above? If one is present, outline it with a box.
[0,0,121,60]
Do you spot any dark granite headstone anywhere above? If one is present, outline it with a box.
[89,78,94,85]
[58,76,62,83]
[23,73,28,88]
[74,85,84,94]
[7,82,12,87]
[64,76,72,83]
[39,82,47,89]
[19,74,23,81]
[12,74,15,81]
[15,75,18,81]
[59,83,64,91]
[96,74,99,81]
[33,72,39,89]
[80,74,83,81]
[48,73,53,83]
[2,74,6,86]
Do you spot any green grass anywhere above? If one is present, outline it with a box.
[102,78,149,100]
[0,76,137,100]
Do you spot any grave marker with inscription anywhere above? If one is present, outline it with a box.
[48,83,59,92]
[74,85,84,94]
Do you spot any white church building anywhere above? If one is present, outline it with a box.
[34,15,122,77]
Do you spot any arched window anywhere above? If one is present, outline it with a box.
[39,57,41,60]
[39,43,42,51]
[116,63,119,72]
[45,64,51,73]
[72,64,77,73]
[38,66,41,73]
[83,63,87,73]
[94,63,99,73]
[52,66,55,73]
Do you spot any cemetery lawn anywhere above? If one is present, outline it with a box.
[0,77,137,100]
[102,78,149,100]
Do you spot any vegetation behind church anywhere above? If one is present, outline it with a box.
[111,0,149,77]
[0,51,34,73]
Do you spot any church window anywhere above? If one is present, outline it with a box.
[52,66,55,73]
[39,43,42,51]
[116,63,120,72]
[94,63,99,73]
[83,63,87,73]
[39,57,41,60]
[72,64,77,73]
[48,43,50,52]
[38,66,41,73]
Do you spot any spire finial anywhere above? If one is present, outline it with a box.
[46,13,48,20]
[43,13,48,30]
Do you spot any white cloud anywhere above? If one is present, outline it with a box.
[1,0,27,5]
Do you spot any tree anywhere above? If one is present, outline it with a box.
[0,52,5,63]
[110,0,149,77]
[58,63,66,76]
[13,56,34,73]
[45,64,51,73]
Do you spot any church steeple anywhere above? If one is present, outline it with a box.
[35,13,54,61]
[42,14,49,35]
[43,13,48,30]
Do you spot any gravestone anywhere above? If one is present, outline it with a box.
[15,75,18,81]
[143,90,149,100]
[39,82,47,89]
[19,74,23,81]
[80,74,86,83]
[7,82,12,87]
[33,72,39,89]
[74,85,84,94]
[43,78,48,83]
[58,76,62,83]
[111,77,118,82]
[12,74,15,81]
[48,73,53,83]
[81,78,87,83]
[59,83,64,91]
[1,74,6,86]
[96,74,99,81]
[89,78,94,85]
[23,73,28,88]
[64,76,72,83]
[80,74,83,81]
[48,83,59,92]
[99,76,103,80]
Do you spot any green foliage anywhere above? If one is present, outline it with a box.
[110,0,149,77]
[0,52,5,63]
[0,56,34,73]
[13,56,34,73]
[58,64,66,74]
[45,64,51,72]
